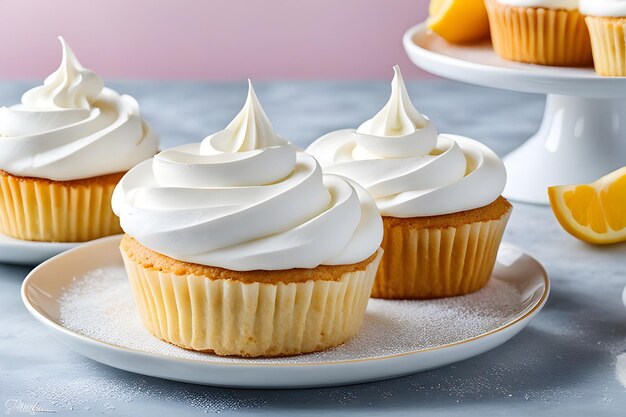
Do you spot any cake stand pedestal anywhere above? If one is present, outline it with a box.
[403,23,626,205]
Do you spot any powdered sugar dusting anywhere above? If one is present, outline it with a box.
[59,266,523,364]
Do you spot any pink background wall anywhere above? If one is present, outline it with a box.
[0,0,429,80]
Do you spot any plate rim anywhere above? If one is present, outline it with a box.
[402,22,626,97]
[403,23,596,79]
[0,232,109,265]
[0,232,79,249]
[21,235,550,368]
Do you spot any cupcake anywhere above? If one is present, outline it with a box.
[485,0,593,66]
[0,37,158,242]
[112,81,383,357]
[306,66,511,299]
[581,0,626,76]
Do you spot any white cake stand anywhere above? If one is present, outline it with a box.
[403,23,626,205]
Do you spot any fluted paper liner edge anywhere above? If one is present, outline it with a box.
[372,209,511,299]
[121,249,383,357]
[485,0,592,66]
[0,173,122,242]
[586,16,626,76]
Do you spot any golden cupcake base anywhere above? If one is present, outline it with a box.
[586,16,626,76]
[0,170,123,242]
[120,235,382,358]
[372,197,512,300]
[485,0,593,66]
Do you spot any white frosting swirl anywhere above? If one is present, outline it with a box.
[112,82,382,271]
[497,0,578,9]
[580,0,626,16]
[306,66,506,218]
[0,37,158,181]
[202,80,287,153]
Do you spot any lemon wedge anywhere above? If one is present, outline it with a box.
[427,0,491,44]
[548,167,626,244]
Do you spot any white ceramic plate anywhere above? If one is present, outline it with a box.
[403,23,625,98]
[22,236,549,389]
[0,233,80,265]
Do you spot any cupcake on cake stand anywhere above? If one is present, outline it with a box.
[403,23,626,205]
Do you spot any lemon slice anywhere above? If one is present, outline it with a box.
[548,167,626,244]
[427,0,490,44]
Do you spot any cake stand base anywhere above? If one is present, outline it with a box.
[503,95,626,205]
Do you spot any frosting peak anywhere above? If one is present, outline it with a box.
[21,37,104,111]
[201,80,287,155]
[306,65,506,218]
[0,37,158,181]
[357,65,428,137]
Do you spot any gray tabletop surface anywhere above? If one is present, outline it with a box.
[1,80,625,416]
